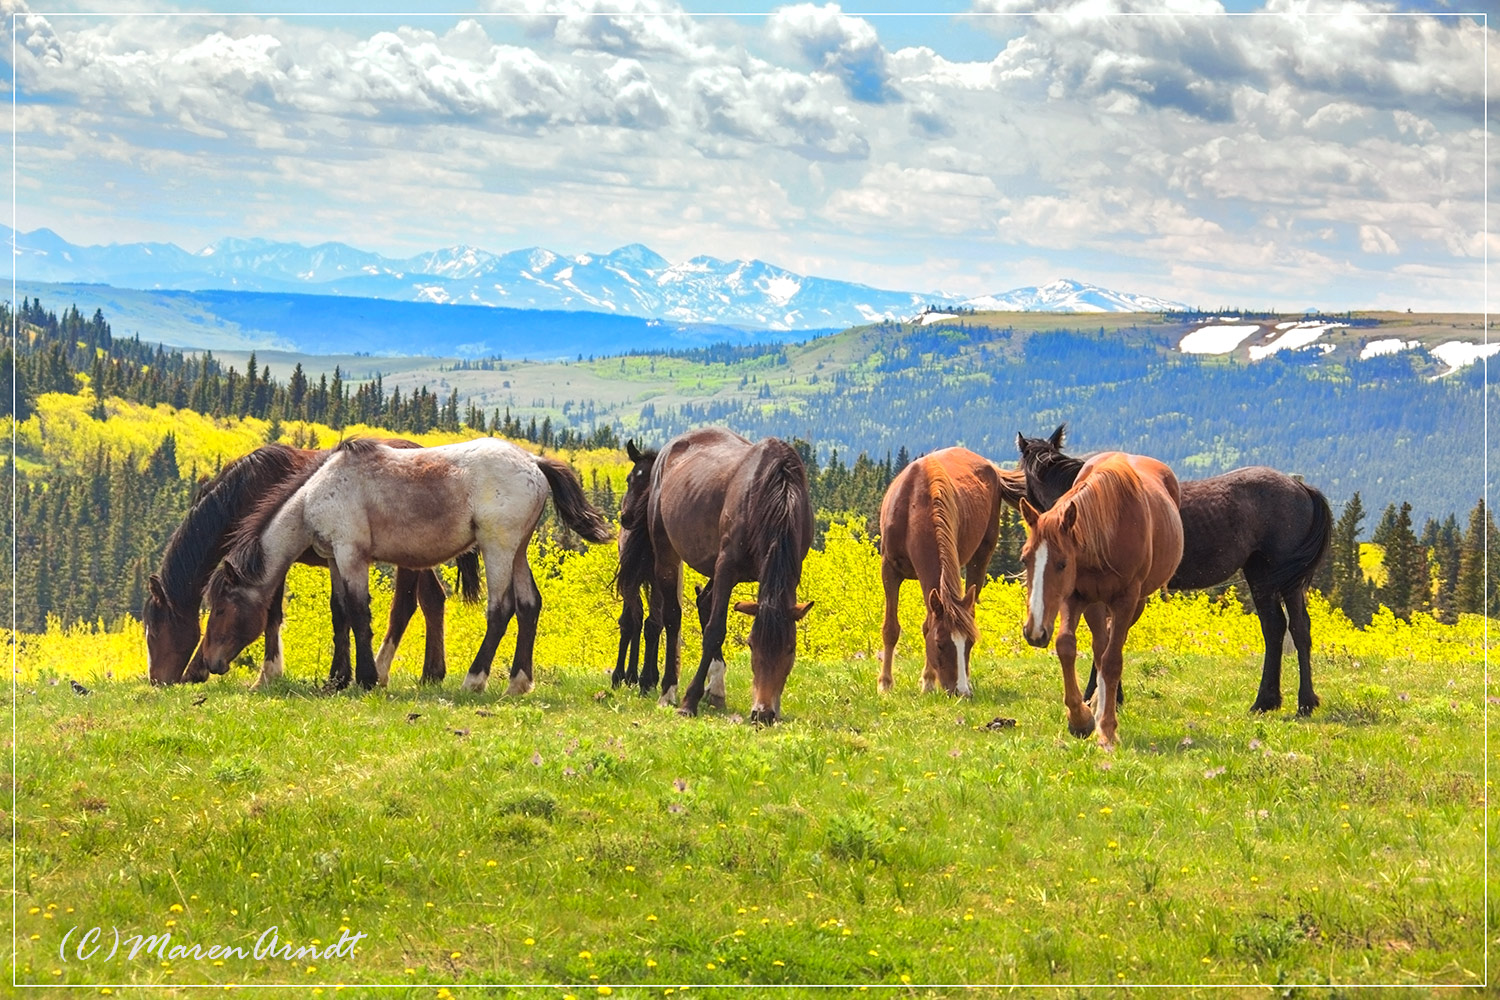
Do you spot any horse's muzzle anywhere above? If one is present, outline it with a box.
[1023,625,1051,648]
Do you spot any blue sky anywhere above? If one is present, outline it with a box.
[5,1,1492,310]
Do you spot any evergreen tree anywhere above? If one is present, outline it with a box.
[1456,499,1492,615]
[1377,501,1424,618]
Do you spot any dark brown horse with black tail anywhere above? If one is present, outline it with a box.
[645,427,814,723]
[876,447,1027,696]
[1017,425,1333,715]
[145,442,480,688]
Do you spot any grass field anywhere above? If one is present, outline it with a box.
[10,573,1489,993]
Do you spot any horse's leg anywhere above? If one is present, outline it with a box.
[1247,577,1288,713]
[641,584,663,693]
[1284,586,1320,715]
[415,569,448,685]
[681,570,736,717]
[326,580,352,691]
[655,558,683,707]
[613,588,644,689]
[460,542,519,694]
[252,579,286,690]
[1082,619,1125,707]
[878,560,902,694]
[505,551,542,696]
[1055,598,1094,739]
[375,568,419,687]
[1094,593,1140,750]
[1081,604,1110,717]
[331,557,378,690]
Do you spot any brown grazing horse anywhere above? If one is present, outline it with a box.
[145,442,478,688]
[1018,425,1332,714]
[189,437,610,691]
[644,427,814,724]
[876,447,1026,696]
[1020,452,1183,748]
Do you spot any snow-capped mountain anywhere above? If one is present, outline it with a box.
[8,226,1186,331]
[961,278,1184,314]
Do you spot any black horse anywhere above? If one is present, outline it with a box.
[1017,426,1332,715]
[612,440,712,693]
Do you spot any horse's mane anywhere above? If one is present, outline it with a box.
[1025,447,1085,502]
[748,440,811,653]
[216,447,335,589]
[925,458,977,641]
[1053,460,1145,572]
[153,444,306,609]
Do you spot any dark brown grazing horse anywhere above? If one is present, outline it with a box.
[645,427,814,723]
[876,447,1026,696]
[1018,425,1332,715]
[1020,451,1184,749]
[144,442,479,688]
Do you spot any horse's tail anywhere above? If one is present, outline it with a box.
[989,461,1028,507]
[1267,481,1334,595]
[534,456,614,544]
[455,549,482,603]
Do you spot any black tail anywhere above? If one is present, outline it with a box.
[1268,482,1334,595]
[455,549,482,603]
[535,456,614,544]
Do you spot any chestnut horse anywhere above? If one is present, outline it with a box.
[189,437,610,691]
[646,427,814,724]
[1018,425,1331,714]
[876,447,1026,696]
[145,442,478,688]
[1020,451,1183,748]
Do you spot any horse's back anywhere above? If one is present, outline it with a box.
[1176,466,1328,591]
[1076,451,1183,592]
[650,427,755,574]
[880,448,1000,574]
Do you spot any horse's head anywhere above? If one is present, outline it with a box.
[185,561,269,681]
[1016,425,1072,511]
[734,598,814,724]
[620,440,659,531]
[920,582,979,697]
[143,575,199,685]
[1019,496,1080,648]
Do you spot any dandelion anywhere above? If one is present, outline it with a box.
[170,904,185,914]
[450,951,462,960]
[1099,806,1112,815]
[524,938,535,946]
[646,915,658,922]
[598,989,613,997]
[487,860,497,867]
[646,959,657,968]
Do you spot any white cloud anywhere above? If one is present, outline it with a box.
[769,3,901,103]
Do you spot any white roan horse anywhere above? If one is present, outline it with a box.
[188,437,611,693]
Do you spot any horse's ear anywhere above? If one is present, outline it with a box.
[963,584,978,610]
[793,601,814,621]
[734,600,759,617]
[220,560,243,586]
[1015,432,1026,454]
[147,574,168,607]
[1060,502,1079,536]
[927,588,944,616]
[1049,424,1065,450]
[627,440,642,462]
[1019,497,1040,530]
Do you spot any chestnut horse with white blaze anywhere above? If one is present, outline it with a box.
[876,447,1025,696]
[1020,452,1183,748]
[190,437,611,692]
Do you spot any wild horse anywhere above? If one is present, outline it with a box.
[145,441,479,688]
[188,438,611,691]
[1018,426,1332,715]
[876,447,1026,696]
[1019,451,1184,748]
[643,427,814,723]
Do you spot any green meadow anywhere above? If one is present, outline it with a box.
[10,551,1490,994]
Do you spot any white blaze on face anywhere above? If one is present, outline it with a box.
[952,632,970,696]
[1028,541,1050,634]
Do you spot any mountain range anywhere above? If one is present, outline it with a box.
[7,226,1187,332]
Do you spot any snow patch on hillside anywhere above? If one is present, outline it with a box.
[1360,338,1419,360]
[1248,322,1344,360]
[1429,340,1499,375]
[1179,324,1260,354]
[920,312,957,325]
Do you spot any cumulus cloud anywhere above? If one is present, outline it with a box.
[489,0,708,60]
[686,61,871,160]
[1359,224,1399,254]
[769,3,901,103]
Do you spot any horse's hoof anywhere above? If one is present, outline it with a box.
[1250,695,1282,713]
[1068,711,1096,739]
[504,674,533,697]
[676,702,698,718]
[460,673,489,694]
[1296,699,1319,717]
[658,685,678,707]
[748,708,778,726]
[877,677,893,694]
